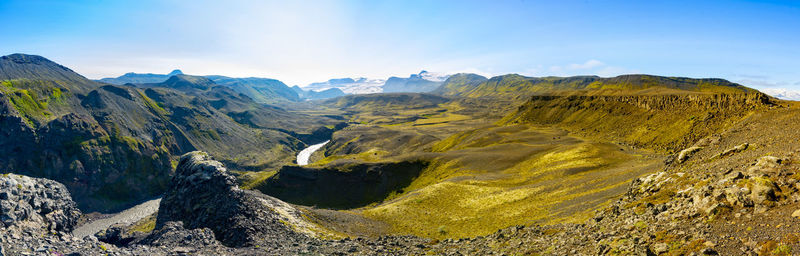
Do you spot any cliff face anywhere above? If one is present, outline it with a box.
[259,161,427,209]
[510,92,774,152]
[526,92,771,111]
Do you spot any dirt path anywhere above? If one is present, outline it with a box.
[72,198,161,238]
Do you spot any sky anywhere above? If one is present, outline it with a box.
[1,0,798,90]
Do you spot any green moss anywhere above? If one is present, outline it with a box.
[137,90,169,116]
[127,214,157,234]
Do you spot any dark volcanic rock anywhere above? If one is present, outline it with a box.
[139,221,220,248]
[156,151,317,247]
[0,174,81,232]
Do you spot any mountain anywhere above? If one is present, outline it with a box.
[1,53,101,94]
[417,70,450,82]
[292,85,346,100]
[206,75,300,103]
[382,71,448,93]
[99,69,183,85]
[436,73,758,100]
[304,77,384,94]
[431,73,488,96]
[102,71,301,103]
[0,54,337,212]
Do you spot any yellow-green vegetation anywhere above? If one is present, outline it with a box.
[441,74,756,100]
[127,213,157,234]
[360,125,660,239]
[508,93,764,152]
[235,170,278,189]
[136,90,169,116]
[312,148,389,166]
[0,79,69,126]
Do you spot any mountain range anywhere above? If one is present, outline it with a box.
[5,52,800,255]
[0,54,340,212]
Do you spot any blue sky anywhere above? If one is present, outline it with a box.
[1,0,798,89]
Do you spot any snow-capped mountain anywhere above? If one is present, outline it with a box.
[761,88,800,101]
[303,77,385,94]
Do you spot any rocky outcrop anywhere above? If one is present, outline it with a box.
[1,174,81,232]
[0,174,114,256]
[527,93,771,111]
[156,151,321,247]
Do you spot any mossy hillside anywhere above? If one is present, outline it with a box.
[437,74,758,100]
[233,170,278,190]
[360,125,661,239]
[0,79,70,126]
[508,93,770,153]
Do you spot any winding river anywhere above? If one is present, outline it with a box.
[296,140,330,166]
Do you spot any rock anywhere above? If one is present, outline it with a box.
[139,221,219,248]
[677,146,703,163]
[750,178,776,205]
[0,174,81,232]
[716,143,749,158]
[747,156,785,176]
[653,243,669,254]
[156,151,320,247]
[792,209,800,218]
[701,247,719,255]
[725,187,753,207]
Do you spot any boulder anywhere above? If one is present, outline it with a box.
[139,221,219,248]
[0,174,81,232]
[677,146,703,163]
[747,156,784,176]
[156,151,321,247]
[715,143,749,158]
[750,177,777,205]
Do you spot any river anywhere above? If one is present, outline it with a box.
[296,140,330,166]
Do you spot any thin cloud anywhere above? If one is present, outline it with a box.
[737,79,790,88]
[546,60,636,77]
[567,59,605,70]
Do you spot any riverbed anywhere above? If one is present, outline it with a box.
[296,140,330,165]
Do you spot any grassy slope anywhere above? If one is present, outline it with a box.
[281,75,773,239]
[283,93,662,239]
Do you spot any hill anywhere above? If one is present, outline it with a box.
[436,73,757,100]
[206,75,301,103]
[98,69,183,85]
[292,85,347,100]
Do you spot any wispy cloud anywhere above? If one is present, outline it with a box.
[567,59,605,70]
[736,79,797,88]
[541,59,637,77]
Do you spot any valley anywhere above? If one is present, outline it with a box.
[1,53,797,255]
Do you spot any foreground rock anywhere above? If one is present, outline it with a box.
[1,174,81,232]
[156,151,323,248]
[0,174,112,255]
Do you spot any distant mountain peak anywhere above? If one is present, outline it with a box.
[2,53,53,64]
[168,69,183,76]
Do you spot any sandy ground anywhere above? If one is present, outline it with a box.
[72,198,161,238]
